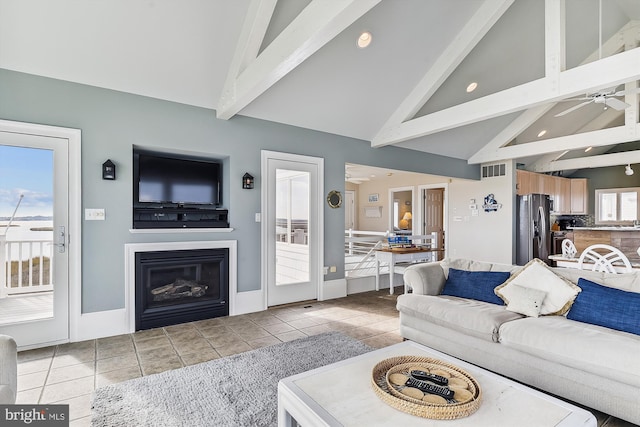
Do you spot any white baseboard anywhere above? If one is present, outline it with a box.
[321,278,347,300]
[233,289,265,315]
[73,308,129,341]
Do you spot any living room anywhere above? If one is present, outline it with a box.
[1,1,639,426]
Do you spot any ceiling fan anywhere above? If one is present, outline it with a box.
[554,87,640,117]
[345,173,370,184]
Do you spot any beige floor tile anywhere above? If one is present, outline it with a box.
[52,392,93,421]
[233,326,271,341]
[17,347,55,363]
[40,376,95,404]
[96,366,142,387]
[249,315,285,327]
[192,317,226,328]
[275,330,307,342]
[197,324,232,337]
[298,324,334,336]
[166,329,202,344]
[133,335,172,352]
[136,345,177,364]
[96,353,139,374]
[46,362,95,385]
[262,322,296,335]
[132,328,165,342]
[51,352,95,369]
[69,416,91,427]
[164,322,198,335]
[17,357,52,375]
[17,370,48,392]
[171,337,214,356]
[96,334,132,347]
[361,332,404,349]
[56,340,95,355]
[206,331,244,348]
[247,335,281,349]
[96,340,136,360]
[215,341,252,357]
[140,356,183,376]
[16,387,42,404]
[286,317,322,329]
[180,349,221,366]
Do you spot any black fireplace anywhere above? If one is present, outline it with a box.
[135,248,229,330]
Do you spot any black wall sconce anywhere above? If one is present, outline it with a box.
[242,173,254,189]
[102,159,116,180]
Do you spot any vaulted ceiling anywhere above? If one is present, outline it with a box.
[1,0,639,174]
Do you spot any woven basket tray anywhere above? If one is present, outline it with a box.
[371,355,482,420]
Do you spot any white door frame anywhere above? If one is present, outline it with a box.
[261,150,324,308]
[0,119,82,348]
[418,183,449,255]
[345,190,355,230]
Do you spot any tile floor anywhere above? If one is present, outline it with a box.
[16,288,635,427]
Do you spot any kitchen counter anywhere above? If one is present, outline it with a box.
[569,226,640,231]
[568,227,640,263]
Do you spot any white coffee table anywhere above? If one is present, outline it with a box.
[278,341,596,427]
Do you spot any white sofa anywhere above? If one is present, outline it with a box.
[0,334,17,404]
[398,258,640,425]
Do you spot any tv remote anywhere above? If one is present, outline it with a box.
[405,377,455,399]
[410,370,449,386]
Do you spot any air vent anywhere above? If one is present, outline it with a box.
[481,163,506,179]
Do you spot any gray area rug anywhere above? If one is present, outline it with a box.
[91,331,373,427]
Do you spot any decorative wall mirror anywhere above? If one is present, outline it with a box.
[327,190,342,208]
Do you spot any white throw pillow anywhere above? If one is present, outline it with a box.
[504,284,547,317]
[495,258,581,315]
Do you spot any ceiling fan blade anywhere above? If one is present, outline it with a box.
[613,87,640,97]
[554,100,593,117]
[558,96,591,102]
[605,97,630,110]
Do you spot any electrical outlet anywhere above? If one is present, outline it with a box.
[329,266,337,273]
[85,208,105,220]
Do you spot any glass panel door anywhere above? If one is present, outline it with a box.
[0,132,69,348]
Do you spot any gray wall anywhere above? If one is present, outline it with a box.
[0,69,478,313]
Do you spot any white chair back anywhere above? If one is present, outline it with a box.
[561,239,577,258]
[577,244,632,274]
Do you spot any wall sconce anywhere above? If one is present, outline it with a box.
[102,159,116,180]
[242,173,254,189]
[625,164,634,176]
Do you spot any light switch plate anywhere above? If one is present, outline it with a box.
[85,208,105,220]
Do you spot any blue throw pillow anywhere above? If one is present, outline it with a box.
[441,268,510,305]
[567,278,640,335]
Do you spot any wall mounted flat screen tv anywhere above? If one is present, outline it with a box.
[134,150,222,207]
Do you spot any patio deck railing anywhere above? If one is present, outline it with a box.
[0,236,54,298]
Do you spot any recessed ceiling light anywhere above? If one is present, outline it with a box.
[585,146,593,152]
[537,130,547,138]
[466,82,478,93]
[357,31,372,48]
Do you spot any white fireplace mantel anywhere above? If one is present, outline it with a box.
[124,240,238,333]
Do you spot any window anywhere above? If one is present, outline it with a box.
[595,188,640,224]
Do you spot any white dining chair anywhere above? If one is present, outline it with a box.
[577,244,632,274]
[561,239,577,258]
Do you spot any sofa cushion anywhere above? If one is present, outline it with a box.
[499,316,640,388]
[441,268,509,305]
[566,278,640,336]
[396,294,523,343]
[441,258,522,278]
[495,258,580,315]
[504,284,547,317]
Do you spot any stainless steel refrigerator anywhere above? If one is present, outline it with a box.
[516,194,551,265]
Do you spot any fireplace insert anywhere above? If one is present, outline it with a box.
[135,248,229,330]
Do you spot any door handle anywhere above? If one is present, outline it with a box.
[51,226,66,253]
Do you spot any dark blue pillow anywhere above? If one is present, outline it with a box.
[441,268,510,305]
[567,278,640,335]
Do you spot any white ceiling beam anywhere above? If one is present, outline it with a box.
[372,46,640,147]
[526,108,624,168]
[545,0,565,78]
[532,146,640,172]
[218,0,277,112]
[373,0,514,138]
[470,20,634,163]
[217,0,381,120]
[477,124,640,165]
